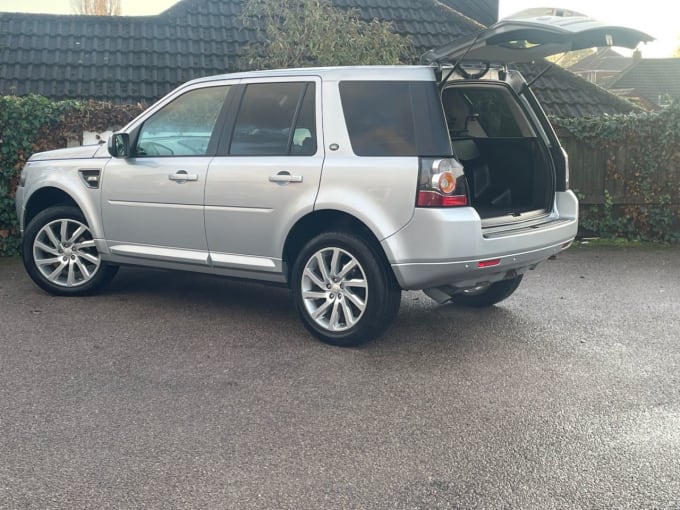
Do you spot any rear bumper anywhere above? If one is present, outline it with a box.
[382,190,578,290]
[390,239,572,290]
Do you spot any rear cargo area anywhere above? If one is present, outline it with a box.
[442,82,554,220]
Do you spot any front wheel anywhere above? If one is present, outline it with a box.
[448,275,523,308]
[291,232,401,347]
[22,205,119,296]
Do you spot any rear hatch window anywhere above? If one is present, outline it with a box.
[339,81,452,157]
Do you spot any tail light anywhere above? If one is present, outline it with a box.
[416,157,468,207]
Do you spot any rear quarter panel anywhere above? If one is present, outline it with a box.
[314,79,418,240]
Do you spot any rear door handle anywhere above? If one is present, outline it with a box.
[168,171,198,182]
[269,171,303,184]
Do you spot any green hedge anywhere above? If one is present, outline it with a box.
[0,96,75,255]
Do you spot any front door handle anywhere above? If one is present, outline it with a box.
[269,171,303,184]
[168,171,198,182]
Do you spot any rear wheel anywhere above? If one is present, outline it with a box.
[22,205,118,296]
[291,231,401,347]
[448,275,523,307]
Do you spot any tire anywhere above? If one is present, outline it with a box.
[22,205,119,296]
[291,231,401,347]
[448,275,523,308]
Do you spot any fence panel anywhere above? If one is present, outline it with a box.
[559,133,679,207]
[560,134,606,205]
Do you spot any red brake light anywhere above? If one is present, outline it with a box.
[417,191,467,207]
[417,157,468,208]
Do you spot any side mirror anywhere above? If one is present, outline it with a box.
[108,132,130,158]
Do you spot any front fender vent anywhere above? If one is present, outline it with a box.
[79,169,101,189]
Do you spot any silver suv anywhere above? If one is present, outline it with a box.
[15,16,650,346]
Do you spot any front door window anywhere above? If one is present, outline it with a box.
[136,86,231,157]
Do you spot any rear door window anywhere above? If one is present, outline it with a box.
[229,82,316,156]
[339,81,451,157]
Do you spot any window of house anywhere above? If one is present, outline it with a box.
[229,82,316,156]
[136,85,231,157]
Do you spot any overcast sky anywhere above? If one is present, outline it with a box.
[0,0,179,16]
[0,0,676,57]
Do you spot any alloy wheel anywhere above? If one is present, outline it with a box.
[32,218,101,288]
[301,247,368,332]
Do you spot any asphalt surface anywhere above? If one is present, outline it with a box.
[1,244,679,509]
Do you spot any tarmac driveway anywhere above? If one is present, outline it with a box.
[1,244,679,509]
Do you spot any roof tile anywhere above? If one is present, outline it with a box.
[609,58,680,106]
[0,0,635,116]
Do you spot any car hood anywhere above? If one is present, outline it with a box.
[28,144,106,162]
[421,14,654,65]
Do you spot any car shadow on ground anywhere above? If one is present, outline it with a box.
[108,266,293,313]
[103,266,528,353]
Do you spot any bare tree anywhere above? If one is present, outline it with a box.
[71,0,122,15]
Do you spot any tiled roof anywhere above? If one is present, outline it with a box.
[569,48,633,73]
[438,0,498,27]
[0,6,247,102]
[0,0,636,117]
[608,58,680,107]
[0,0,478,104]
[516,63,639,118]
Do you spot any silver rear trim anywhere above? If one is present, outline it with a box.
[483,218,573,239]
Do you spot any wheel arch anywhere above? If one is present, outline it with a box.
[22,182,105,246]
[282,209,397,285]
[23,187,80,229]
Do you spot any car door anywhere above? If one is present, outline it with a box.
[101,84,233,265]
[204,77,323,277]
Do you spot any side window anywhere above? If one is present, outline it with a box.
[339,81,451,157]
[136,85,231,157]
[230,82,316,156]
[341,81,415,156]
[291,84,317,156]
